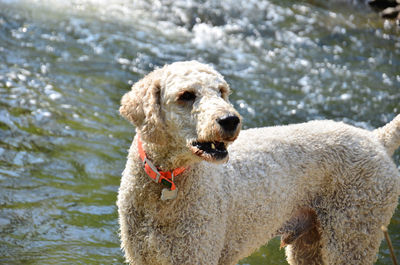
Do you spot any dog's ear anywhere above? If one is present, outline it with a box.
[120,70,166,144]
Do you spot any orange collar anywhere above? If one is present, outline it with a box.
[137,135,186,191]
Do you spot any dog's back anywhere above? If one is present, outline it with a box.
[222,117,400,264]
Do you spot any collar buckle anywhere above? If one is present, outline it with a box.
[143,157,161,183]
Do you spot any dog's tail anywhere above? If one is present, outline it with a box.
[374,114,400,156]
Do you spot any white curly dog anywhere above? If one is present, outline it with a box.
[117,61,400,265]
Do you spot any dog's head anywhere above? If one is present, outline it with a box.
[120,61,241,164]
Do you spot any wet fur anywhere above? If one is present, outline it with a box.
[117,61,400,265]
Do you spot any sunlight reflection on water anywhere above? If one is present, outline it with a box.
[0,0,399,264]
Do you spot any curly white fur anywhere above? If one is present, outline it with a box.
[117,61,400,265]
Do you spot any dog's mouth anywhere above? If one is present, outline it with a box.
[190,141,228,162]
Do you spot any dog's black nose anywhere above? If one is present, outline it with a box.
[217,115,240,132]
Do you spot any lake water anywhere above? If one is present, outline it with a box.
[0,0,399,264]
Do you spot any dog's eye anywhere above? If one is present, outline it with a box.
[178,91,196,102]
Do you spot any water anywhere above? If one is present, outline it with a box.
[0,0,399,264]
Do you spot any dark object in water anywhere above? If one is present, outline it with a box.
[368,0,400,22]
[368,0,398,11]
[380,6,400,19]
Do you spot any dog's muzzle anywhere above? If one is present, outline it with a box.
[190,113,241,162]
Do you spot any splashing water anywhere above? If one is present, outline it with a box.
[0,0,399,264]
